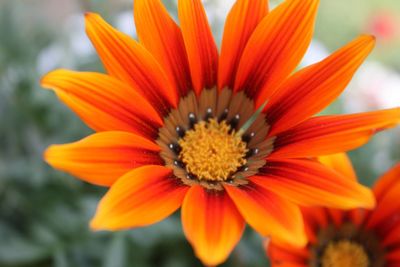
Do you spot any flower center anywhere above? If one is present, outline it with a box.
[321,240,369,267]
[309,223,386,267]
[178,119,248,181]
[156,87,273,190]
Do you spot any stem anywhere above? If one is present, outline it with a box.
[236,100,268,137]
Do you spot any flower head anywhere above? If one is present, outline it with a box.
[267,154,400,267]
[41,0,400,265]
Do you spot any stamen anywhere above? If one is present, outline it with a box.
[229,114,240,130]
[242,132,255,142]
[205,107,213,120]
[174,160,185,168]
[175,126,185,138]
[188,112,197,128]
[238,165,249,172]
[219,108,229,121]
[186,173,196,180]
[168,143,181,154]
[246,148,259,158]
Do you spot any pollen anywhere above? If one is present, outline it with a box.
[321,240,369,267]
[178,119,248,181]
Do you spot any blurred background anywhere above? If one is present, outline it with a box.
[0,0,399,266]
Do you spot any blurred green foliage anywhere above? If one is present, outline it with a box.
[0,0,399,266]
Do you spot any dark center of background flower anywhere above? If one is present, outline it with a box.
[321,240,369,267]
[309,222,386,267]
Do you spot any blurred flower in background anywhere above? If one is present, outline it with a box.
[0,0,399,267]
[267,154,400,267]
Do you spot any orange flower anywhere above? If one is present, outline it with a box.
[41,0,400,265]
[267,154,400,267]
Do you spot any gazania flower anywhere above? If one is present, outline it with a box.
[267,154,400,267]
[41,0,400,265]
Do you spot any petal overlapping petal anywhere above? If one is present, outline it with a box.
[224,182,306,247]
[218,0,268,89]
[85,13,178,115]
[318,153,357,181]
[270,108,400,158]
[373,163,400,201]
[366,164,400,230]
[254,159,375,209]
[91,166,188,230]
[268,243,309,267]
[381,217,400,247]
[386,250,400,263]
[235,0,319,103]
[178,0,218,95]
[134,0,192,96]
[41,70,162,137]
[265,35,375,136]
[45,132,163,186]
[181,186,245,266]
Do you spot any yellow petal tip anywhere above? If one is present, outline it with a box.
[84,12,97,19]
[43,146,52,163]
[363,189,377,210]
[40,69,69,89]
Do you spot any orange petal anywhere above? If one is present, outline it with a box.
[301,207,330,232]
[218,0,268,89]
[270,108,400,158]
[178,0,218,94]
[224,182,306,247]
[325,208,345,227]
[254,159,375,209]
[134,0,192,96]
[44,132,163,186]
[381,215,400,247]
[386,249,400,262]
[268,242,309,267]
[41,69,162,138]
[300,207,330,244]
[90,166,188,230]
[265,35,375,136]
[181,186,244,266]
[366,166,400,230]
[317,153,357,181]
[373,163,400,202]
[347,209,366,227]
[234,0,319,102]
[364,165,400,245]
[85,13,178,115]
[269,262,306,267]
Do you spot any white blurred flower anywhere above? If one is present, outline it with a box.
[37,44,65,75]
[203,0,235,23]
[343,62,400,112]
[115,11,136,37]
[202,0,235,44]
[301,40,330,67]
[66,13,94,58]
[36,13,94,74]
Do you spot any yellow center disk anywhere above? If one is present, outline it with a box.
[322,240,369,267]
[178,119,248,181]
